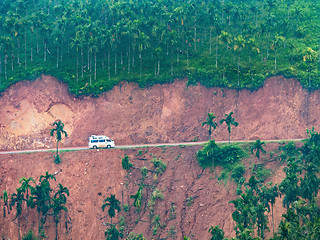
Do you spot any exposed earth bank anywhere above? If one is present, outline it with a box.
[0,144,287,240]
[0,75,318,151]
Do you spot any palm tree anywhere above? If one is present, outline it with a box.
[32,172,56,235]
[220,111,238,144]
[52,184,69,240]
[209,225,225,240]
[19,177,35,221]
[105,224,123,240]
[10,187,25,240]
[50,120,67,163]
[234,35,246,86]
[102,194,121,224]
[250,139,266,159]
[202,113,218,140]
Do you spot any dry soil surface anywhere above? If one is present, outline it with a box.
[0,75,318,239]
[0,143,288,240]
[0,75,318,151]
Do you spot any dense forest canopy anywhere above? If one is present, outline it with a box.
[0,0,319,95]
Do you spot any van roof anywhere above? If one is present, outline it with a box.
[90,135,110,139]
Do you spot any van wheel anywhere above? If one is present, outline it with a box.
[93,146,97,149]
[107,145,111,149]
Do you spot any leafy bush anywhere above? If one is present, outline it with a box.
[231,164,246,183]
[54,154,61,164]
[151,158,166,174]
[251,164,272,182]
[197,140,245,168]
[121,155,133,171]
[22,229,38,240]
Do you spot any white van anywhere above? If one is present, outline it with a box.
[88,135,115,149]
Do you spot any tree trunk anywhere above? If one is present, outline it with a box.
[216,36,218,68]
[108,50,110,81]
[128,44,130,74]
[76,48,79,83]
[272,204,274,233]
[95,50,97,81]
[209,28,212,55]
[30,46,33,62]
[87,44,90,84]
[44,40,46,62]
[274,50,277,70]
[177,48,179,65]
[171,47,173,75]
[24,28,27,69]
[187,50,189,68]
[57,46,59,68]
[139,52,142,79]
[5,53,7,80]
[18,217,21,240]
[114,52,117,75]
[56,141,59,157]
[81,46,83,79]
[17,38,20,66]
[55,220,59,240]
[194,26,197,52]
[11,50,14,71]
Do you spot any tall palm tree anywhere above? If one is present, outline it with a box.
[52,184,69,240]
[220,111,238,144]
[10,187,25,240]
[50,120,67,162]
[19,177,35,221]
[202,113,218,140]
[250,139,267,159]
[102,194,121,224]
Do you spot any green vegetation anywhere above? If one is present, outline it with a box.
[50,120,67,164]
[151,158,167,175]
[202,113,218,140]
[220,111,239,144]
[121,155,133,171]
[0,0,320,96]
[209,128,320,240]
[209,225,224,240]
[2,172,69,240]
[22,229,38,240]
[102,194,121,224]
[250,139,267,159]
[197,140,245,169]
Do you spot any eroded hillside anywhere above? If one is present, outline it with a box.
[0,144,287,240]
[0,75,318,151]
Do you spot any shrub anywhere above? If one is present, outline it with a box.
[22,229,38,240]
[231,164,246,183]
[54,154,61,164]
[252,164,272,182]
[197,141,245,168]
[151,158,166,174]
[121,155,133,170]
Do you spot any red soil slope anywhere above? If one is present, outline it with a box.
[0,144,287,240]
[0,75,318,151]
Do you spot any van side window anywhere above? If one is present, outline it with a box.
[99,139,106,142]
[107,140,111,142]
[91,140,98,143]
